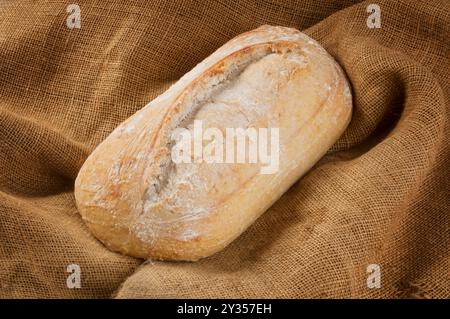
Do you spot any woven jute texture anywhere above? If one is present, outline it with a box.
[0,0,449,298]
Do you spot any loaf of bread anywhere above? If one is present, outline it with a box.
[74,25,352,261]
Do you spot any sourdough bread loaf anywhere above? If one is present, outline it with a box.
[74,25,352,261]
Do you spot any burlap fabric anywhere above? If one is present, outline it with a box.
[0,0,449,298]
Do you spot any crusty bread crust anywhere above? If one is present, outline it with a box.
[74,25,352,261]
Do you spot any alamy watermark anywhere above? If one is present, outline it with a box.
[66,4,81,29]
[66,263,81,289]
[367,264,381,289]
[170,120,280,175]
[366,4,381,29]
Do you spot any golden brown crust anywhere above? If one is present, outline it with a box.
[74,25,352,261]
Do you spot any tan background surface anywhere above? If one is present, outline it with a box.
[0,0,449,298]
